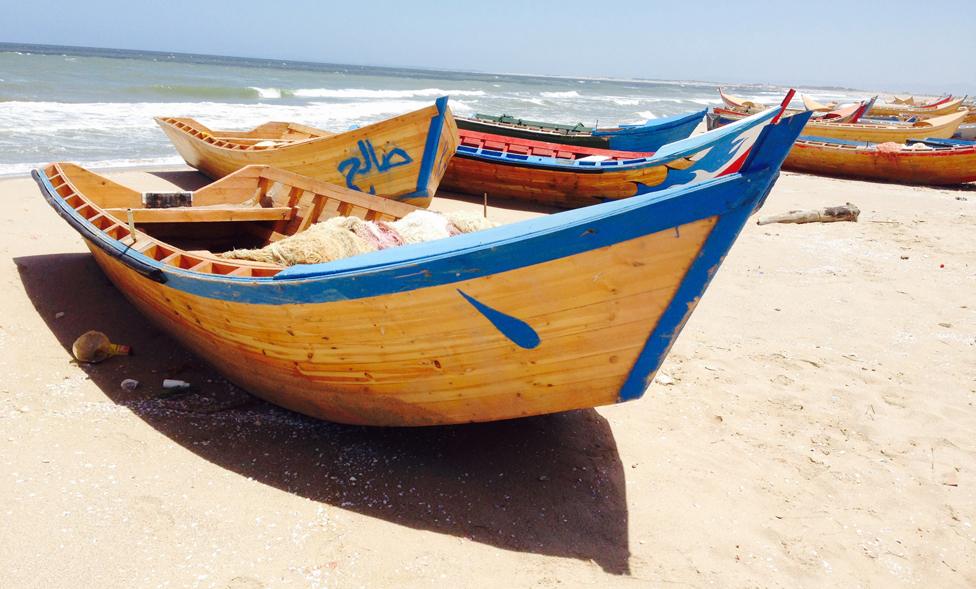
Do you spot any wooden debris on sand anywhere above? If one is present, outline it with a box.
[757,203,860,225]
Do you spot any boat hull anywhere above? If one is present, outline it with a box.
[441,154,668,208]
[86,210,717,425]
[37,109,811,427]
[156,100,458,208]
[785,139,976,185]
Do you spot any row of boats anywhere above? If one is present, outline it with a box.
[715,90,976,186]
[34,86,964,427]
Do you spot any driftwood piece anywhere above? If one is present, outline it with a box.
[757,202,860,225]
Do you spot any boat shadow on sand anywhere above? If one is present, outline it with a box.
[16,251,632,575]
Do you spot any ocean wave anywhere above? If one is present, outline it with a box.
[539,91,581,98]
[134,84,280,100]
[249,86,284,99]
[0,156,184,177]
[636,111,658,120]
[0,99,433,134]
[293,88,485,99]
[688,98,722,105]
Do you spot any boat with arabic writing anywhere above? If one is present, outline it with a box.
[455,110,705,152]
[440,94,798,209]
[32,105,809,426]
[155,97,457,207]
[783,136,976,186]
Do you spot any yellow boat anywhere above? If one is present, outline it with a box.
[867,97,965,118]
[800,94,838,112]
[31,110,809,426]
[785,137,976,186]
[712,107,967,143]
[802,110,967,143]
[156,98,458,207]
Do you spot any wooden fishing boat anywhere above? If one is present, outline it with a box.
[711,106,967,143]
[440,97,803,209]
[784,135,976,185]
[155,97,458,207]
[801,94,838,112]
[455,110,705,152]
[719,88,767,111]
[867,97,965,118]
[33,110,808,426]
[889,95,953,107]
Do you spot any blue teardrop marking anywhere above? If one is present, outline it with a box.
[457,289,540,350]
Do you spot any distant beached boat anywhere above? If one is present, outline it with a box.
[801,94,838,112]
[887,95,954,107]
[155,98,458,207]
[719,88,767,111]
[441,101,797,209]
[455,110,705,152]
[32,108,808,426]
[867,96,965,118]
[784,136,976,185]
[710,106,967,143]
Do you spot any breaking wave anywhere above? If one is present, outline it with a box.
[293,88,486,98]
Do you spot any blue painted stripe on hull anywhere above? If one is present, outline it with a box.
[617,111,812,402]
[407,95,448,200]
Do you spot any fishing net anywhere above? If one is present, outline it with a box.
[222,210,499,266]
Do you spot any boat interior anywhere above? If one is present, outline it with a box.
[155,117,334,150]
[39,162,417,277]
[457,129,653,162]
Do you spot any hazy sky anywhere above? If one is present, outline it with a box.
[1,0,973,93]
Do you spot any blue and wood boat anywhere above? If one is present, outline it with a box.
[33,109,808,426]
[442,98,794,209]
[455,110,705,152]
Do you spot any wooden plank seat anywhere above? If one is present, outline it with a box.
[103,206,294,223]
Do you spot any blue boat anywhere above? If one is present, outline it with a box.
[444,104,794,208]
[455,109,706,152]
[33,108,809,426]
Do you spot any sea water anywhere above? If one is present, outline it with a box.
[0,43,867,176]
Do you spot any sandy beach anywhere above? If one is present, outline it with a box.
[0,167,973,587]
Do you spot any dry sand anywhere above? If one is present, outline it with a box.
[0,168,973,588]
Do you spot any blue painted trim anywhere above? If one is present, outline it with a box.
[617,110,811,402]
[409,95,448,200]
[156,173,759,304]
[458,289,540,349]
[800,135,872,148]
[616,203,753,401]
[33,170,167,283]
[907,137,976,147]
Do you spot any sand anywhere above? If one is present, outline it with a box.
[0,167,973,588]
